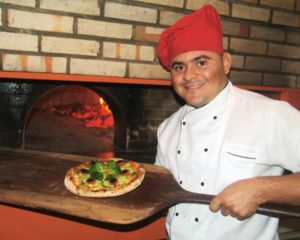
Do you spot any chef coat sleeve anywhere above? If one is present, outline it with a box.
[269,101,300,172]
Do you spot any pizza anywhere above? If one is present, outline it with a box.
[64,158,145,197]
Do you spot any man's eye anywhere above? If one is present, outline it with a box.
[197,60,206,66]
[172,65,184,71]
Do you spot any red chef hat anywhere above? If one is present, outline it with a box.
[157,5,224,71]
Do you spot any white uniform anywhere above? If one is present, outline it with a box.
[155,81,300,240]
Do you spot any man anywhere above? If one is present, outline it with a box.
[155,4,300,240]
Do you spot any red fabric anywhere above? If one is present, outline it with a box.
[157,5,224,70]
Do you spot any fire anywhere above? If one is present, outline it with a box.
[99,97,111,114]
[50,97,114,129]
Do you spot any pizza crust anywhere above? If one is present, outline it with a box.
[64,161,145,198]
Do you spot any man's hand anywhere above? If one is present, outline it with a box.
[209,178,265,220]
[209,173,300,219]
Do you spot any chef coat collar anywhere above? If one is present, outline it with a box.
[185,80,232,115]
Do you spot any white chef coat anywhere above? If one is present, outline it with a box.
[155,81,300,240]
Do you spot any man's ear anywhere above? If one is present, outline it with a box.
[223,52,232,75]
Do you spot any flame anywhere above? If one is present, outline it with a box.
[99,97,104,106]
[99,97,111,114]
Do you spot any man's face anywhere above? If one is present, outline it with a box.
[170,50,231,108]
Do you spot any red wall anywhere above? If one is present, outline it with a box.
[0,205,167,240]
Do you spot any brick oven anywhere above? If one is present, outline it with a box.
[0,0,300,239]
[0,76,180,163]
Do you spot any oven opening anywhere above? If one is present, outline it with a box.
[24,85,119,159]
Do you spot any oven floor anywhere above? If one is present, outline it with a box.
[25,111,156,163]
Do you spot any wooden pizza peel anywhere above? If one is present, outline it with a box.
[0,148,300,225]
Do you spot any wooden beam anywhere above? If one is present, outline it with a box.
[0,71,172,86]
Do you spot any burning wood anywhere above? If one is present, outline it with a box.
[49,97,114,129]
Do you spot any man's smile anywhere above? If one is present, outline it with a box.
[184,81,206,90]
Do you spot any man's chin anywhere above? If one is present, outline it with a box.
[186,98,207,108]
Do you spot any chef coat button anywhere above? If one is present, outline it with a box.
[175,212,179,216]
[178,150,181,154]
[204,148,208,152]
[200,182,205,186]
[213,116,217,120]
[179,181,183,185]
[195,218,199,222]
[182,121,186,125]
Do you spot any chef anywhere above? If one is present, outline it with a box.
[155,4,300,240]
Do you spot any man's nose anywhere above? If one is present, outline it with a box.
[183,65,197,81]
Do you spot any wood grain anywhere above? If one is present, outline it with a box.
[0,148,175,224]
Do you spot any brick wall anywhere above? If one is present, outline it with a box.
[0,0,299,87]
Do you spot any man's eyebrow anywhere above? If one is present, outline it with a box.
[192,55,212,62]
